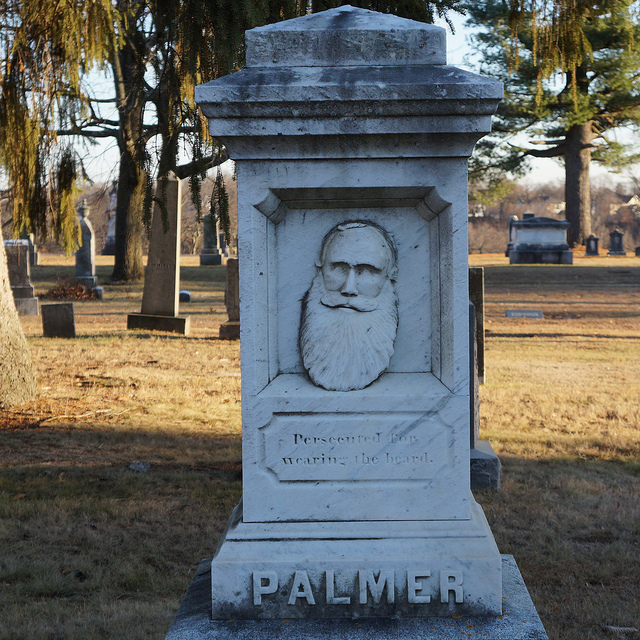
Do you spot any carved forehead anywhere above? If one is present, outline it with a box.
[319,221,397,267]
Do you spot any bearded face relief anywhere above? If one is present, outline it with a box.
[299,221,399,392]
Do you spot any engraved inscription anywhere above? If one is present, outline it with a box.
[300,221,399,392]
[262,413,452,482]
[251,569,465,607]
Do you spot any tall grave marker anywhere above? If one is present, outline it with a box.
[75,201,98,288]
[168,7,548,639]
[127,174,190,335]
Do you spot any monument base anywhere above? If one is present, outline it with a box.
[471,440,501,490]
[165,555,547,639]
[127,313,190,335]
[607,251,627,256]
[219,320,240,340]
[75,276,98,288]
[200,251,222,266]
[13,296,39,316]
[207,501,502,619]
[509,248,573,264]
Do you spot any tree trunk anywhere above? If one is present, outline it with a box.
[110,14,147,282]
[0,226,37,408]
[564,121,594,246]
[112,152,146,281]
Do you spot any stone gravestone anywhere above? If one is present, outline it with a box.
[505,214,518,256]
[636,246,640,257]
[469,301,500,490]
[200,214,222,265]
[468,266,485,384]
[41,303,76,338]
[127,174,190,335]
[102,180,117,255]
[4,239,38,316]
[509,216,573,264]
[607,228,626,256]
[585,234,599,256]
[219,257,239,339]
[75,201,98,288]
[169,7,548,639]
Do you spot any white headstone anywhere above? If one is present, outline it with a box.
[196,5,505,621]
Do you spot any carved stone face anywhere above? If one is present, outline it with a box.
[300,222,398,392]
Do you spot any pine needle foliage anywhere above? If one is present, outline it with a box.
[465,1,640,240]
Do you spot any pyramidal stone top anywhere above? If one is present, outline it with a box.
[246,5,446,67]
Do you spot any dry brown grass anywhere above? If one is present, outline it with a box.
[0,254,638,639]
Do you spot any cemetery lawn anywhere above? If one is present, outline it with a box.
[0,253,637,639]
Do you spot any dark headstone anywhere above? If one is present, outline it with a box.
[469,267,485,383]
[219,258,240,339]
[636,246,640,257]
[585,234,599,256]
[200,214,222,265]
[179,290,191,302]
[41,303,76,338]
[607,228,626,256]
[469,301,500,490]
[4,240,39,315]
[102,180,117,255]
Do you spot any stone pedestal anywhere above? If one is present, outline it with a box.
[191,6,544,636]
[166,556,547,639]
[509,217,572,264]
[127,174,190,335]
[4,240,39,316]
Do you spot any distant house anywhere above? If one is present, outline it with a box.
[609,194,640,219]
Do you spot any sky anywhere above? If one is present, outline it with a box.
[81,11,638,190]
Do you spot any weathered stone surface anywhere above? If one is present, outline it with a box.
[165,555,547,639]
[194,4,509,624]
[469,267,485,384]
[471,440,501,491]
[41,303,76,338]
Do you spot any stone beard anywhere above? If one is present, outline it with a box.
[299,221,398,392]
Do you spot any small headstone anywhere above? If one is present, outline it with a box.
[75,201,98,288]
[93,286,104,300]
[4,239,39,315]
[607,228,626,256]
[41,303,76,338]
[506,309,544,318]
[200,214,222,265]
[636,246,640,257]
[179,290,191,302]
[102,180,117,255]
[128,461,150,473]
[585,234,599,256]
[219,258,239,339]
[127,174,190,335]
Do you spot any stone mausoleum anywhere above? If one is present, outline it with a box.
[165,7,548,639]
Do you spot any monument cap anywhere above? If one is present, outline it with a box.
[246,5,446,67]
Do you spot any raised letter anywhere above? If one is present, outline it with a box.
[253,571,278,605]
[326,570,351,605]
[407,570,431,604]
[288,570,316,605]
[358,570,395,604]
[440,570,464,604]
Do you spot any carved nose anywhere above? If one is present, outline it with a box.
[341,268,358,296]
